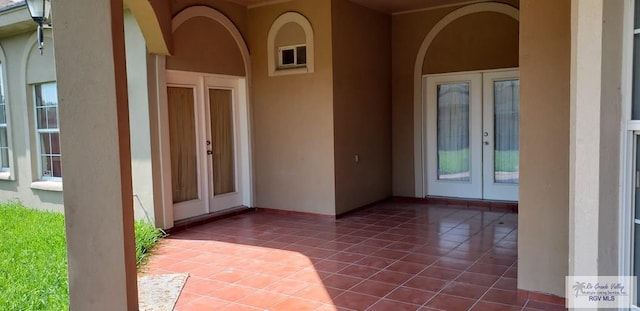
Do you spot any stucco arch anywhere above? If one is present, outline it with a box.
[125,0,170,55]
[412,3,519,197]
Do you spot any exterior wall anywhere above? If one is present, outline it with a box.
[0,29,63,211]
[391,0,518,196]
[167,16,245,76]
[274,22,306,47]
[248,0,336,215]
[124,11,156,223]
[518,0,570,297]
[422,12,518,74]
[331,0,391,214]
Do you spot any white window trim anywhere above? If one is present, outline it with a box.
[30,180,63,192]
[33,82,61,182]
[0,51,14,180]
[277,44,307,69]
[620,3,640,309]
[267,12,314,77]
[0,67,9,175]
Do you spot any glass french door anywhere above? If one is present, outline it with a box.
[167,72,243,221]
[425,69,519,201]
[482,71,520,201]
[205,79,242,212]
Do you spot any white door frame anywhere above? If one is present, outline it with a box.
[164,70,252,221]
[422,68,519,201]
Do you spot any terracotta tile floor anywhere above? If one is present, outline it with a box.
[141,202,566,310]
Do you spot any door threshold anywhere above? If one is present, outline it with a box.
[168,206,253,234]
[393,196,517,213]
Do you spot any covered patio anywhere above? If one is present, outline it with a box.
[42,0,626,308]
[142,202,562,310]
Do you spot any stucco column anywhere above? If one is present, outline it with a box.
[52,0,138,310]
[569,0,603,277]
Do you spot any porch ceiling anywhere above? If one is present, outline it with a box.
[228,0,472,13]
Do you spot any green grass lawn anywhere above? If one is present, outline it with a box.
[438,148,469,174]
[438,149,519,174]
[0,202,163,310]
[495,150,519,172]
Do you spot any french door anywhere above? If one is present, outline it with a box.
[425,69,519,201]
[166,71,244,220]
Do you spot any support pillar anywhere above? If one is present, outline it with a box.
[52,0,138,309]
[569,0,603,277]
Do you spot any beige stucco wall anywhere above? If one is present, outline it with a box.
[331,0,391,215]
[391,0,518,196]
[167,16,245,76]
[124,11,156,223]
[149,0,173,52]
[423,12,518,74]
[0,29,63,211]
[248,0,336,215]
[518,0,570,297]
[274,22,306,48]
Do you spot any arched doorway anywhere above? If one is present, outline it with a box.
[165,6,253,221]
[413,3,520,200]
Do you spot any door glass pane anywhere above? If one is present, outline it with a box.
[168,87,199,203]
[632,34,640,119]
[437,83,470,181]
[635,0,640,29]
[494,80,519,184]
[209,89,236,195]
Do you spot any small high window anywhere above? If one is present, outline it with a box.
[267,12,314,76]
[278,44,307,69]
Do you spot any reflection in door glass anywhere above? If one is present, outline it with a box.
[168,87,199,203]
[210,89,236,196]
[437,83,470,181]
[494,80,519,184]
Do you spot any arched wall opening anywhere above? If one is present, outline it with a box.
[412,2,520,197]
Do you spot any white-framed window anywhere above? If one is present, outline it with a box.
[0,63,9,173]
[624,0,640,308]
[278,44,307,69]
[33,82,61,181]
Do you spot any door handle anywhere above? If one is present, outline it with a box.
[483,141,490,146]
[207,150,213,155]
